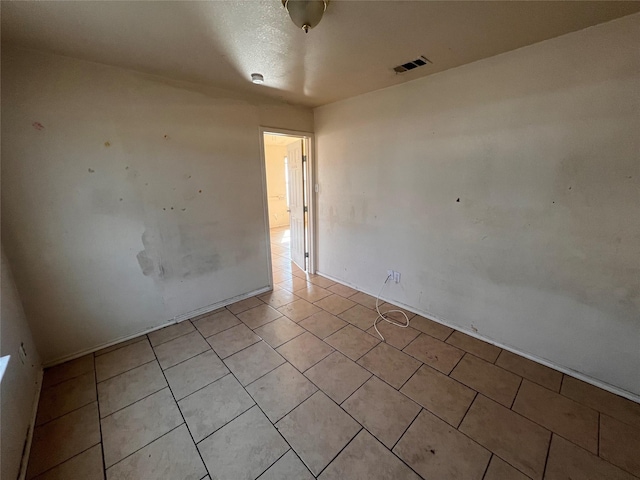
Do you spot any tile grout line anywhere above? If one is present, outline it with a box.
[94,354,107,478]
[480,453,493,480]
[96,358,158,386]
[510,377,524,410]
[149,336,210,478]
[211,354,314,478]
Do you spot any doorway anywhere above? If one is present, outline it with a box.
[260,128,315,282]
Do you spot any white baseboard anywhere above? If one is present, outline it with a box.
[18,368,43,480]
[43,286,273,368]
[316,270,640,404]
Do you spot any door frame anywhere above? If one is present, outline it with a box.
[259,127,317,284]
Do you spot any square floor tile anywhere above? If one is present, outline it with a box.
[278,299,321,322]
[95,337,146,357]
[357,342,421,389]
[348,292,378,310]
[254,317,305,348]
[279,277,310,292]
[451,354,522,408]
[192,309,240,338]
[259,450,314,480]
[367,322,420,350]
[379,303,416,320]
[327,283,358,298]
[400,364,476,427]
[106,425,206,480]
[42,355,95,389]
[314,294,356,315]
[227,296,264,314]
[237,304,282,329]
[307,274,335,289]
[394,409,490,480]
[325,325,380,361]
[95,340,155,382]
[561,376,640,428]
[27,402,101,479]
[545,434,637,480]
[198,406,288,480]
[513,380,598,453]
[338,304,377,330]
[224,341,285,385]
[304,351,371,404]
[148,321,195,347]
[600,414,640,477]
[259,289,299,308]
[34,444,104,480]
[451,354,521,407]
[98,360,166,417]
[410,315,454,341]
[403,334,464,374]
[343,376,420,448]
[319,429,421,480]
[101,388,182,467]
[299,311,347,339]
[246,363,318,422]
[459,395,550,479]
[273,268,293,284]
[276,332,334,372]
[445,331,501,363]
[164,350,228,400]
[153,331,210,370]
[178,374,254,442]
[483,455,530,480]
[495,350,562,392]
[36,370,96,425]
[206,323,260,359]
[276,392,361,476]
[295,284,332,303]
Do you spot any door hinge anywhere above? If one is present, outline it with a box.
[303,206,308,213]
[305,252,309,258]
[302,155,307,163]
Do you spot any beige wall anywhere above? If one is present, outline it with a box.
[315,15,640,398]
[1,247,42,480]
[1,47,313,365]
[265,144,290,228]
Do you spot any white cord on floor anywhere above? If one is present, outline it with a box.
[373,274,410,341]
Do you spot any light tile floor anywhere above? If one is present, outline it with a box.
[27,227,640,479]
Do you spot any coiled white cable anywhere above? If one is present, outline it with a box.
[373,274,410,341]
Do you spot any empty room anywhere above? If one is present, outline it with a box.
[1,1,639,479]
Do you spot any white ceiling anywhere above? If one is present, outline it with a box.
[2,1,638,108]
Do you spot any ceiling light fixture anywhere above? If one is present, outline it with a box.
[251,73,264,84]
[281,0,329,33]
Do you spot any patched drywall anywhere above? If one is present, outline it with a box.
[314,15,640,396]
[1,247,42,480]
[1,47,313,364]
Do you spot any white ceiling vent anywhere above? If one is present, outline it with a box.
[393,56,432,74]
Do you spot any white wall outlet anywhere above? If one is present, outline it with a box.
[387,269,394,279]
[393,271,401,283]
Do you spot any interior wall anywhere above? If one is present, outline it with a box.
[314,14,640,397]
[265,144,290,228]
[1,47,313,365]
[1,246,42,480]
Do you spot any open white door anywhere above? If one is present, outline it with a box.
[287,140,306,270]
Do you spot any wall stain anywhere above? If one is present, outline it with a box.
[88,168,95,173]
[32,122,44,131]
[104,141,111,147]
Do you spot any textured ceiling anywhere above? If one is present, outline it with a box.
[2,1,639,107]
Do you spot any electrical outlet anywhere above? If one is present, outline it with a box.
[387,269,394,279]
[393,271,401,283]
